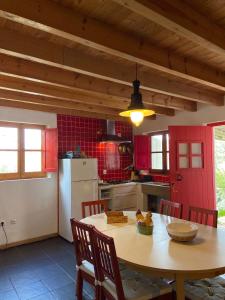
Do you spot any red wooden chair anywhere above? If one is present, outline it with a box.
[182,206,220,300]
[159,199,183,219]
[188,206,218,228]
[93,227,173,300]
[70,219,100,300]
[81,199,108,218]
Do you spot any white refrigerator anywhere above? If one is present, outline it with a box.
[59,158,98,242]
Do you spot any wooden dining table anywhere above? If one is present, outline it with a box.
[81,211,225,300]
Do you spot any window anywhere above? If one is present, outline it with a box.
[0,122,46,180]
[150,132,169,172]
[177,142,203,169]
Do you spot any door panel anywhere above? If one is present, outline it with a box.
[169,126,216,220]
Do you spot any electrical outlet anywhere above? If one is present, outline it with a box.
[10,219,16,225]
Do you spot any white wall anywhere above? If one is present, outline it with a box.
[135,103,225,134]
[0,107,58,246]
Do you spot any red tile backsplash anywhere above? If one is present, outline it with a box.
[151,174,170,183]
[57,114,133,180]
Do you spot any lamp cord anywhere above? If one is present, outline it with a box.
[136,63,138,80]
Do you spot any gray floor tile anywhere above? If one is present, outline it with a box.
[51,283,75,300]
[34,264,63,280]
[0,276,13,293]
[41,272,73,291]
[10,270,41,288]
[0,289,19,300]
[28,292,55,300]
[0,238,94,300]
[15,280,49,300]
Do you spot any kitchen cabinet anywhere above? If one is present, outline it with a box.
[110,183,137,211]
[136,183,144,210]
[134,135,150,170]
[99,183,138,211]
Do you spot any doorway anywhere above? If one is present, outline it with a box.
[214,125,225,225]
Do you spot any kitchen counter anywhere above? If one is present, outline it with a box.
[98,181,138,211]
[98,181,137,189]
[141,182,170,187]
[98,181,171,212]
[98,181,169,189]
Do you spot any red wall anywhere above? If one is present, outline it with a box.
[57,114,133,180]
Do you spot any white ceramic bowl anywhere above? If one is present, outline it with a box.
[166,222,198,242]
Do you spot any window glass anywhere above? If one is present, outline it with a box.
[178,143,188,155]
[25,151,42,172]
[151,153,163,170]
[166,134,169,151]
[150,132,169,171]
[24,129,42,150]
[0,123,45,180]
[0,127,18,150]
[151,135,162,152]
[167,152,170,170]
[192,157,203,168]
[179,157,189,168]
[191,143,202,155]
[0,151,18,173]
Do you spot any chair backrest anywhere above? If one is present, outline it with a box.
[70,218,97,269]
[82,199,108,218]
[188,206,218,228]
[159,199,183,219]
[93,228,125,300]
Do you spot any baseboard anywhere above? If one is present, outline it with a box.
[0,233,58,250]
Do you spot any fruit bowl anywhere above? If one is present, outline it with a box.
[166,222,198,242]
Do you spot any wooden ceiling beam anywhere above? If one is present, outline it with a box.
[0,40,221,108]
[0,98,129,121]
[0,88,124,117]
[113,0,225,57]
[0,54,198,111]
[0,0,225,92]
[0,75,174,116]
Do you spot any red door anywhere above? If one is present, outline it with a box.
[169,126,216,219]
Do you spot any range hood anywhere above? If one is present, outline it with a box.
[99,120,131,143]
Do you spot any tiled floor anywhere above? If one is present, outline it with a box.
[0,237,94,300]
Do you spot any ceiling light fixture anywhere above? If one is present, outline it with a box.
[119,64,155,127]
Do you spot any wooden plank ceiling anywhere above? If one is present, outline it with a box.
[0,0,224,121]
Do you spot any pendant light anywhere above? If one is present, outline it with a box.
[119,64,155,127]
